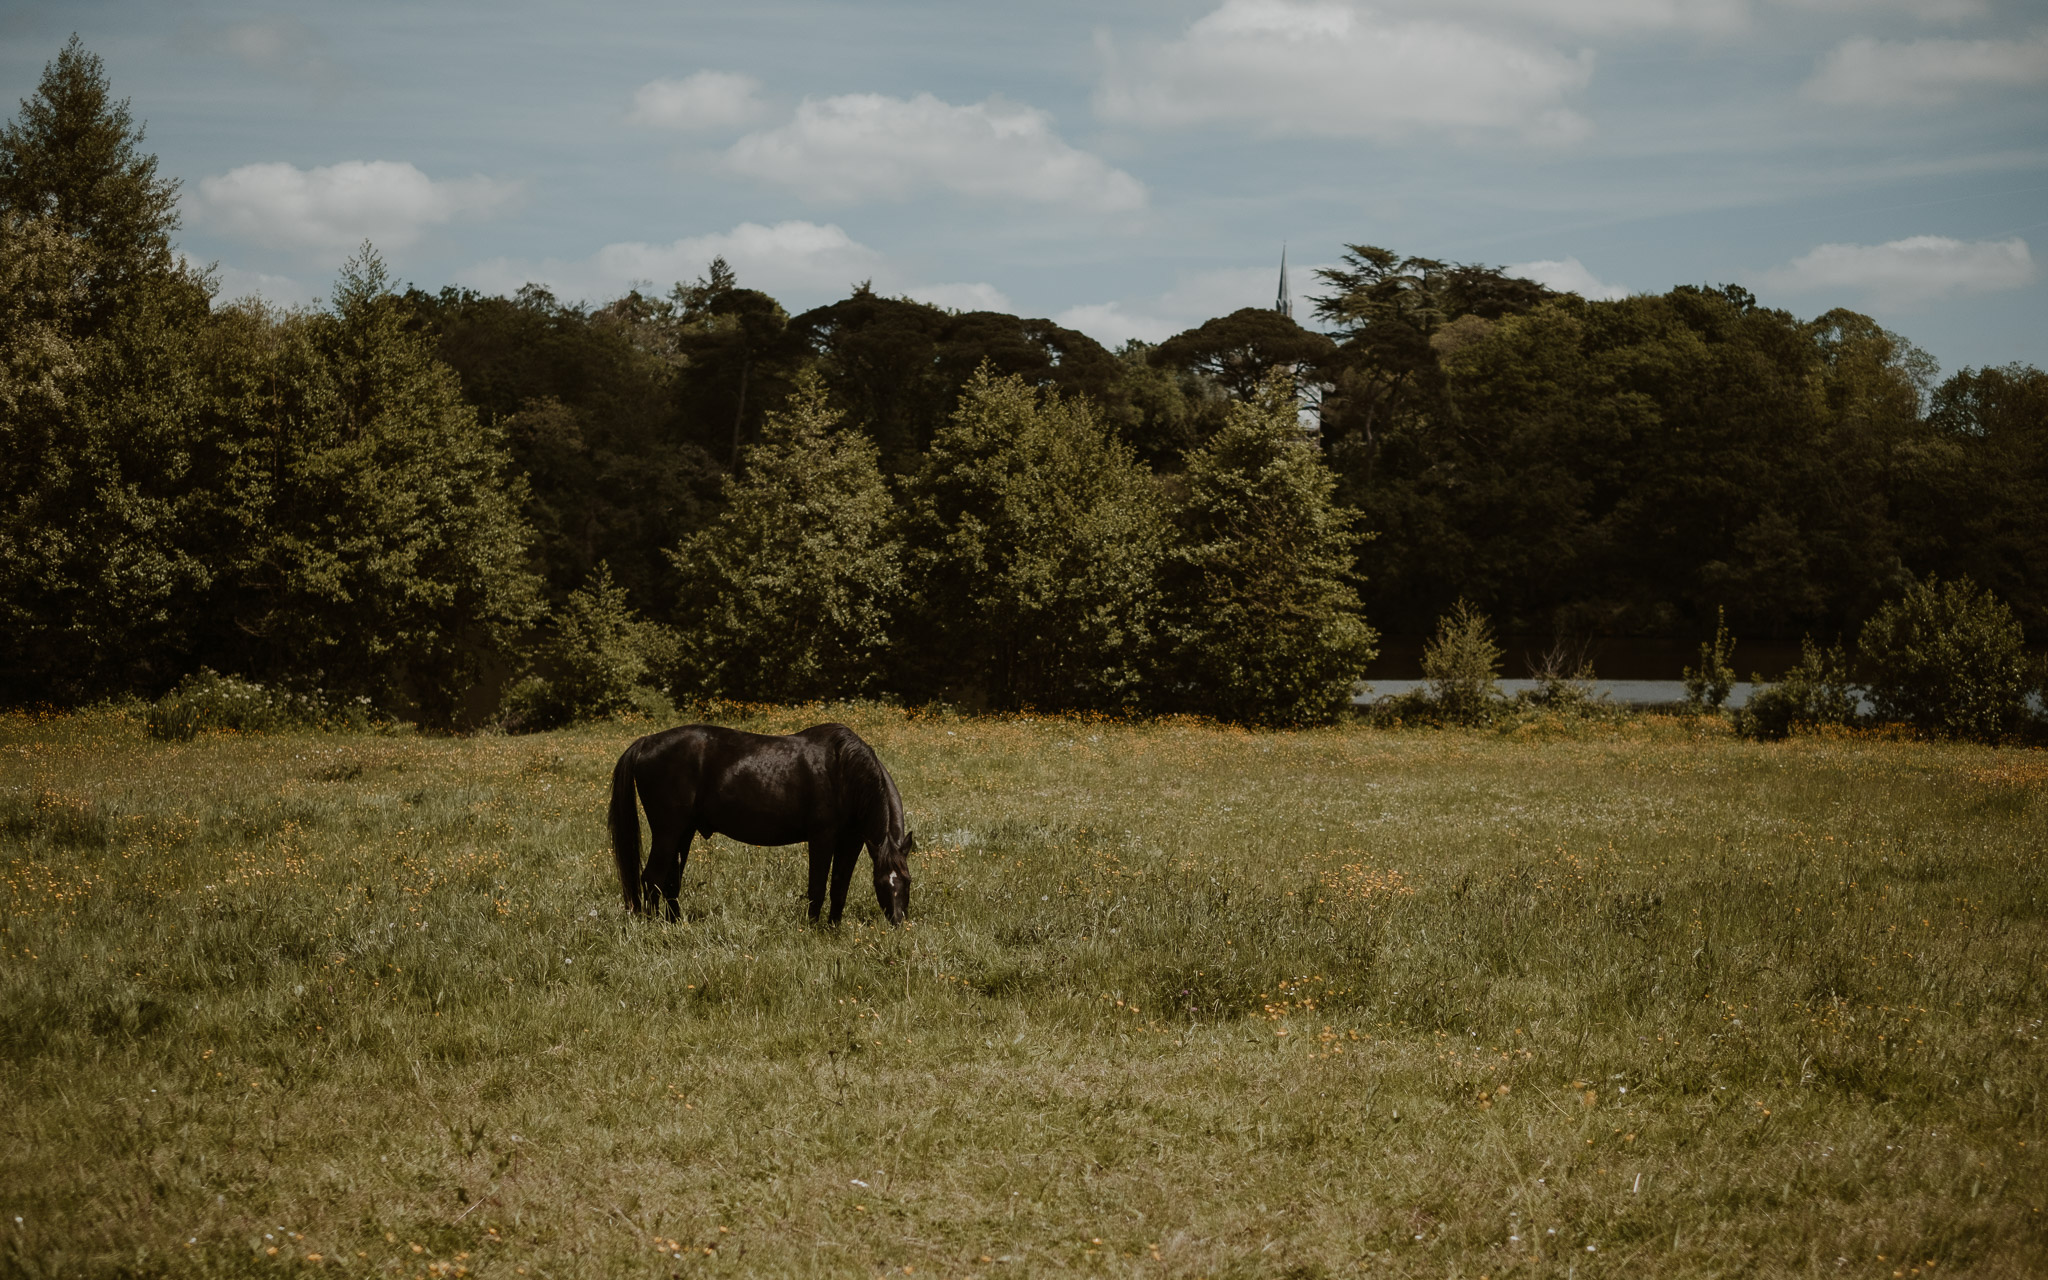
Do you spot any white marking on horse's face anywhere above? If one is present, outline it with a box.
[887,871,903,888]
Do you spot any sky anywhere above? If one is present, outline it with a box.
[4,0,2045,374]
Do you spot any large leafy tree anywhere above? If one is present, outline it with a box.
[1159,373,1377,726]
[900,367,1168,710]
[1313,246,1556,485]
[0,34,183,328]
[1150,306,1337,400]
[668,373,901,702]
[409,282,722,609]
[791,286,1131,470]
[668,257,808,469]
[1912,363,2048,634]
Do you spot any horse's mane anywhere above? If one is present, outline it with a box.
[820,724,903,845]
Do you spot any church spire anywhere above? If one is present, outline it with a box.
[1275,244,1292,320]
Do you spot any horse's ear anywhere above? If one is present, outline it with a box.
[905,831,917,852]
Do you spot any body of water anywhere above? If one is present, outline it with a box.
[1353,679,1759,708]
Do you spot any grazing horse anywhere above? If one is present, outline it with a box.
[608,722,913,924]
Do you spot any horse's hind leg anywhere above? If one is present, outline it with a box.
[826,832,863,924]
[645,824,688,922]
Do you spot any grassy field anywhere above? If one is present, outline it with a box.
[2,707,2044,1279]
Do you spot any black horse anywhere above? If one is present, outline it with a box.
[608,723,913,924]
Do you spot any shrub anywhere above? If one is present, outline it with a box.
[499,565,668,731]
[1518,638,1603,714]
[1682,608,1737,713]
[1420,599,1503,725]
[1734,639,1858,741]
[1856,575,2030,741]
[144,669,381,740]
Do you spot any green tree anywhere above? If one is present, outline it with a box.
[669,373,900,702]
[1150,307,1336,401]
[1857,575,2030,741]
[901,367,1167,710]
[410,282,723,609]
[1914,363,2048,635]
[1160,373,1377,726]
[0,37,215,701]
[668,257,807,469]
[791,285,1131,471]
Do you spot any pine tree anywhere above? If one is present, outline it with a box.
[669,372,901,702]
[0,36,213,700]
[0,34,186,330]
[1161,372,1377,725]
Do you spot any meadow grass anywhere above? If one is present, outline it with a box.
[1,706,2044,1279]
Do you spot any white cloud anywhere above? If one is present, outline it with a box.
[461,220,1013,314]
[1097,0,1595,143]
[1778,0,1986,22]
[460,220,885,304]
[626,72,766,131]
[905,281,1016,313]
[213,265,312,306]
[1507,256,1629,300]
[1057,264,1308,347]
[179,17,341,87]
[725,93,1146,211]
[1805,32,2048,107]
[196,161,519,255]
[1759,235,2035,309]
[1424,0,1749,34]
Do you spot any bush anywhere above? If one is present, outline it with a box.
[1683,608,1737,713]
[1420,599,1504,725]
[1857,575,2031,741]
[144,669,381,740]
[1734,638,1858,741]
[1517,638,1603,714]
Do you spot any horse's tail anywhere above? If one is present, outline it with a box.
[609,746,644,912]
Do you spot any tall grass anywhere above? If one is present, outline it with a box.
[2,707,2043,1277]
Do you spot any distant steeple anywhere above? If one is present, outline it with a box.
[1275,244,1292,320]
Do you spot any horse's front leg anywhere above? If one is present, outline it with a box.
[806,834,833,923]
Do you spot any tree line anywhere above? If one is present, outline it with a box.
[3,40,2042,728]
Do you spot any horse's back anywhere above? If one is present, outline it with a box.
[627,723,851,845]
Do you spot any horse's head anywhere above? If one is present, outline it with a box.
[873,830,914,925]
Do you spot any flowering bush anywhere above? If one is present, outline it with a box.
[144,669,383,740]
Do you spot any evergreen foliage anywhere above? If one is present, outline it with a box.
[195,248,542,724]
[0,37,215,701]
[1160,374,1376,725]
[668,374,900,703]
[1419,599,1504,726]
[900,367,1167,711]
